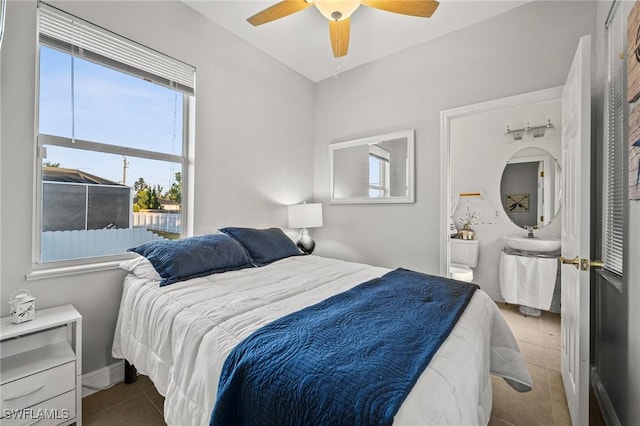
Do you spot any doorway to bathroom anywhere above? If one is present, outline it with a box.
[440,33,594,426]
[440,87,563,303]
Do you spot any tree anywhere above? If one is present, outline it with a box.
[136,185,163,210]
[43,161,60,167]
[133,177,163,210]
[148,185,162,209]
[133,177,147,193]
[166,172,182,204]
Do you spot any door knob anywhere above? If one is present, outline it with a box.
[560,256,580,269]
[560,256,604,271]
[579,258,604,271]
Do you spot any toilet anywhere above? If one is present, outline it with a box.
[450,239,479,282]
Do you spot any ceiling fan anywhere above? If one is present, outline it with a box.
[247,0,440,58]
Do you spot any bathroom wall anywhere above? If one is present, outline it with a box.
[449,95,562,304]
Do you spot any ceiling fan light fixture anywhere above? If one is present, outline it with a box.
[314,0,361,21]
[247,0,439,59]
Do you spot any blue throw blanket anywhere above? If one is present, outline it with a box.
[210,268,478,426]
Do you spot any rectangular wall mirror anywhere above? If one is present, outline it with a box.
[329,129,415,204]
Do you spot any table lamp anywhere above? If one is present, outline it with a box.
[287,203,323,254]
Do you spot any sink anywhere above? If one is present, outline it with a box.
[502,235,561,253]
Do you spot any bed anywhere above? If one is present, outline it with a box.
[112,230,532,426]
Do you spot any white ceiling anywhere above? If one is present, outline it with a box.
[184,1,532,82]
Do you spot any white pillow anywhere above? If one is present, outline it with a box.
[120,256,162,281]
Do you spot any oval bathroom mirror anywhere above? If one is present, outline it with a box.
[499,147,561,229]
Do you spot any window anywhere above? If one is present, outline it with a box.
[36,3,194,264]
[368,145,390,197]
[603,4,625,277]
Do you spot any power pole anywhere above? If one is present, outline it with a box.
[122,157,130,185]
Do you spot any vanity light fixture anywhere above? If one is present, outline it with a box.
[504,119,554,141]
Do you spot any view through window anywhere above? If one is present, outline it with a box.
[38,35,189,263]
[368,146,390,197]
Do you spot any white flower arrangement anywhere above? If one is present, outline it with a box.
[458,202,479,230]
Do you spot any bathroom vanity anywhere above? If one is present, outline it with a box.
[499,245,560,316]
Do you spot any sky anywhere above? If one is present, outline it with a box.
[38,46,183,192]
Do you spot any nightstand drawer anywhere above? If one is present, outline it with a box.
[1,361,75,414]
[0,390,76,426]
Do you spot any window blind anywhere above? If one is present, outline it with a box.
[38,2,195,95]
[603,6,625,276]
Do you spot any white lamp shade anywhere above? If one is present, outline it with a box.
[288,203,323,229]
[314,1,361,21]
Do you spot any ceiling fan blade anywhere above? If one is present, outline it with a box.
[361,0,439,18]
[247,0,313,26]
[329,18,350,58]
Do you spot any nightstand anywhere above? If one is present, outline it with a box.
[0,304,82,425]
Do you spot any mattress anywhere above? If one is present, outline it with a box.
[112,255,531,425]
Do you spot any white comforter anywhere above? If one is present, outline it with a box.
[112,255,531,426]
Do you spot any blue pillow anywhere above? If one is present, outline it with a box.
[129,234,254,287]
[219,227,302,266]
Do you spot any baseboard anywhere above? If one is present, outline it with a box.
[591,367,621,426]
[81,361,124,397]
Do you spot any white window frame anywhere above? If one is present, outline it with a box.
[368,145,391,197]
[31,3,194,272]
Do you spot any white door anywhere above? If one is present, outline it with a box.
[560,34,591,426]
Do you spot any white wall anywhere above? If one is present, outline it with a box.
[312,1,597,275]
[449,97,562,301]
[0,1,315,373]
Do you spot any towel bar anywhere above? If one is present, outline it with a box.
[502,247,559,259]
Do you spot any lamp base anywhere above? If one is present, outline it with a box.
[296,228,316,254]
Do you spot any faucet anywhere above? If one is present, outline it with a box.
[525,226,535,239]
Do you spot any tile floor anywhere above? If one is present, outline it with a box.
[82,302,606,425]
[488,303,605,426]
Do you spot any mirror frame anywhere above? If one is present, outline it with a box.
[329,129,415,204]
